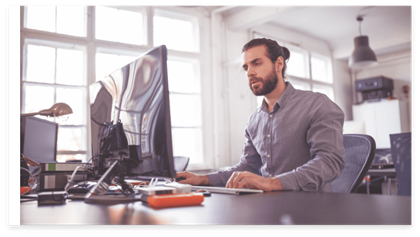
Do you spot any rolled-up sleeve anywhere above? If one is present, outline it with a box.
[276,94,345,191]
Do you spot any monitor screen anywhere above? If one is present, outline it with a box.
[21,116,58,164]
[89,45,175,179]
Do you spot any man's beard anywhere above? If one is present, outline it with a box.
[249,68,279,96]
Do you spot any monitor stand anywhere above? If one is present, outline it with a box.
[84,194,142,204]
[84,160,142,204]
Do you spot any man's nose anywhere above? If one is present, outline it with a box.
[247,66,255,78]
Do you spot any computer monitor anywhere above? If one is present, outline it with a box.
[21,116,58,163]
[89,45,175,179]
[390,132,411,196]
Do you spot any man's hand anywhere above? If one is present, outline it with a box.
[176,171,210,186]
[225,171,284,192]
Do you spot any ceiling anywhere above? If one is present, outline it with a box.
[220,6,412,60]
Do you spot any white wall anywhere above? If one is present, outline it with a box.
[210,14,254,169]
[224,29,256,167]
[333,60,353,121]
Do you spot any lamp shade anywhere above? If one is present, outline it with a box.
[348,36,378,69]
[21,102,73,117]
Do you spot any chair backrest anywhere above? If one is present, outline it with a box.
[331,134,376,193]
[390,132,411,196]
[173,156,190,172]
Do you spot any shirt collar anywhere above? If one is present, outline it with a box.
[258,81,295,113]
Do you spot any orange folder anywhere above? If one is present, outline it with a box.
[147,193,204,208]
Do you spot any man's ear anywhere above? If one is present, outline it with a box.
[276,56,284,73]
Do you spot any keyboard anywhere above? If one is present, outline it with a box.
[191,186,264,195]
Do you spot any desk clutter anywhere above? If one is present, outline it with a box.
[20,160,206,207]
[39,163,93,191]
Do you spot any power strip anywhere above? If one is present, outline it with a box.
[38,191,67,205]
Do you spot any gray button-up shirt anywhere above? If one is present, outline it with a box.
[207,82,345,192]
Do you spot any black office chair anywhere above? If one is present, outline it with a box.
[390,132,411,196]
[331,134,376,193]
[173,156,190,172]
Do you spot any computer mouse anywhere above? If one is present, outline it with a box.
[175,177,186,182]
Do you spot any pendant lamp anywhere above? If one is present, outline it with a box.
[348,16,378,69]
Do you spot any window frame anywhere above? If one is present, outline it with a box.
[20,6,214,169]
[21,29,89,161]
[310,51,333,84]
[153,8,201,53]
[24,6,88,38]
[167,56,204,164]
[284,43,310,79]
[94,6,148,46]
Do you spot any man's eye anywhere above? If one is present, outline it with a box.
[243,67,248,71]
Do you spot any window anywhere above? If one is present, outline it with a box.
[312,84,335,101]
[95,6,145,45]
[286,46,310,79]
[153,10,200,52]
[95,52,137,80]
[167,59,203,164]
[311,52,333,84]
[22,6,208,167]
[22,42,87,162]
[26,6,86,37]
[252,33,335,107]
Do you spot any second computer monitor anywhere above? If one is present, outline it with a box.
[21,116,58,163]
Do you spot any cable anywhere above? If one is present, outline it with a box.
[357,6,375,17]
[64,166,86,192]
[356,6,375,36]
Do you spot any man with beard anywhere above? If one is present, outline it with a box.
[176,38,345,192]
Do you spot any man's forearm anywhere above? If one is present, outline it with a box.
[199,175,210,185]
[270,177,284,191]
[276,154,343,191]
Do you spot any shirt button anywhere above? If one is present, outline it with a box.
[270,115,273,118]
[267,134,270,137]
[269,174,272,177]
[267,155,270,158]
